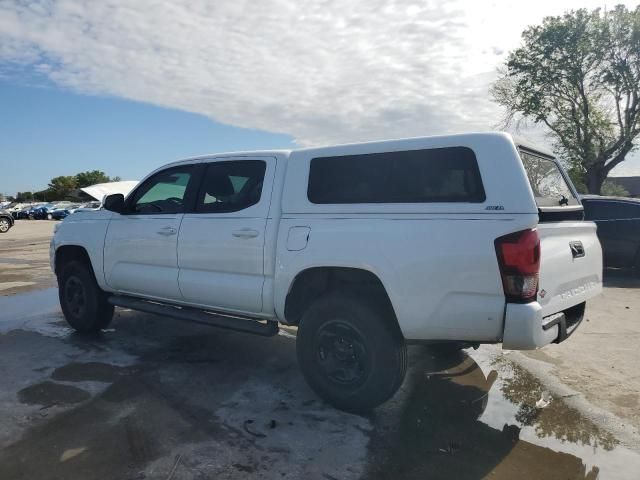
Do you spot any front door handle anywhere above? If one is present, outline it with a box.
[157,226,177,236]
[232,228,259,239]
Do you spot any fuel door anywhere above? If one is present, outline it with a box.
[286,226,310,251]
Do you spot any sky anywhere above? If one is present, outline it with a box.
[1,0,639,195]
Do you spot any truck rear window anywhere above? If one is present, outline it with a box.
[519,149,579,208]
[307,147,485,204]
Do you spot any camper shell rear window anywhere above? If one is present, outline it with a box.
[307,147,485,204]
[519,148,579,208]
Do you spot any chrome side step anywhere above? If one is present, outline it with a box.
[108,295,279,337]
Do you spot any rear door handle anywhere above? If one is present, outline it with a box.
[232,228,259,239]
[157,226,177,236]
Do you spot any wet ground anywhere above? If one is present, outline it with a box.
[1,289,639,479]
[0,220,57,295]
[524,269,640,432]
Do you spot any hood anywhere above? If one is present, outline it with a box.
[80,181,139,202]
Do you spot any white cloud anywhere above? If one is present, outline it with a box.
[0,0,639,174]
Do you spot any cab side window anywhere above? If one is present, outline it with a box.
[196,160,267,214]
[128,167,193,214]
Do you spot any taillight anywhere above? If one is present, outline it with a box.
[494,229,540,303]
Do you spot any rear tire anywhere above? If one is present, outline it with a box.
[47,213,52,220]
[58,260,114,333]
[0,217,10,233]
[296,294,407,413]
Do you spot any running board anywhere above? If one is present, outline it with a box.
[108,295,279,337]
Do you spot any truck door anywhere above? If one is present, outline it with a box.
[177,157,276,314]
[104,165,197,300]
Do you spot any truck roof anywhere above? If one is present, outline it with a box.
[164,131,553,168]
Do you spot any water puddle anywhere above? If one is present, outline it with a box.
[365,346,640,479]
[51,362,136,383]
[18,381,91,406]
[0,288,60,333]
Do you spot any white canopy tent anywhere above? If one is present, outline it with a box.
[80,181,139,202]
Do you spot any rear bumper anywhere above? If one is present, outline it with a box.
[502,301,586,350]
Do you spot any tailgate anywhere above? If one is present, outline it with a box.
[537,221,602,317]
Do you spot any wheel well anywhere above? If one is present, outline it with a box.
[54,245,92,276]
[284,267,398,327]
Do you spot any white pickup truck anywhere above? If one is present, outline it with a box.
[51,132,602,412]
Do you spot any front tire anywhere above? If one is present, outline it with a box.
[58,260,114,333]
[0,218,10,233]
[296,294,407,413]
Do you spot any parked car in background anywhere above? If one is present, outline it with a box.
[74,201,102,213]
[9,206,23,219]
[52,202,103,220]
[33,202,73,220]
[51,204,81,220]
[581,195,640,273]
[15,203,45,219]
[32,203,56,220]
[0,209,15,233]
[13,206,30,220]
[8,203,28,218]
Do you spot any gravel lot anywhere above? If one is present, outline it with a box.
[1,220,639,479]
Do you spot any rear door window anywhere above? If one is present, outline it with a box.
[307,147,485,204]
[196,160,266,214]
[519,150,579,208]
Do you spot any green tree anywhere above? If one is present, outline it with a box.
[567,165,630,196]
[33,190,51,202]
[75,170,111,188]
[601,180,630,196]
[16,191,34,202]
[48,176,77,199]
[492,5,640,194]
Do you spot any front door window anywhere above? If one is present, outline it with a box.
[129,169,193,214]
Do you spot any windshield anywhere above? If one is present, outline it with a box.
[519,149,579,208]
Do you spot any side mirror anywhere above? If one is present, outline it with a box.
[103,194,125,213]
